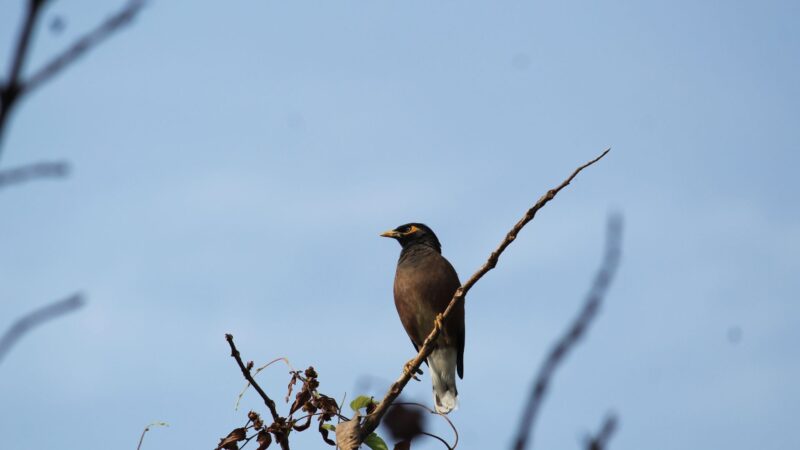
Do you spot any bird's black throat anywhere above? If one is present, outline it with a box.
[398,238,442,264]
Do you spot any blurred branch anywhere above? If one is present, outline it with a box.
[512,215,623,450]
[355,148,612,445]
[0,0,145,158]
[22,0,145,97]
[392,402,458,450]
[0,160,68,188]
[586,414,618,450]
[0,292,84,365]
[0,0,44,148]
[225,333,291,450]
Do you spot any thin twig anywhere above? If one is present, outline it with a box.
[136,421,168,450]
[0,292,84,365]
[512,215,623,450]
[225,333,290,450]
[22,0,146,96]
[358,148,611,441]
[239,433,257,450]
[585,414,618,450]
[290,411,350,424]
[392,401,459,450]
[0,160,69,188]
[236,356,294,410]
[338,392,347,419]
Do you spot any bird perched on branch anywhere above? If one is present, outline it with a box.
[381,223,464,414]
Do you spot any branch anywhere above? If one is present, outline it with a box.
[225,333,290,450]
[0,160,69,188]
[236,356,295,411]
[0,0,45,148]
[586,414,618,450]
[0,0,145,158]
[0,292,85,365]
[136,421,169,450]
[512,214,623,450]
[358,148,611,442]
[6,1,44,87]
[22,0,146,97]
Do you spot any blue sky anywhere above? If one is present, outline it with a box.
[1,0,798,449]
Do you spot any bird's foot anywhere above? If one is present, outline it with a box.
[404,359,423,381]
[434,313,444,330]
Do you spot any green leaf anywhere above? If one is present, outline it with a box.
[349,395,375,412]
[320,424,336,431]
[363,433,389,450]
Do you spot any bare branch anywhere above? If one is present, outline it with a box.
[236,356,295,411]
[586,414,618,450]
[0,0,145,158]
[6,1,44,87]
[359,148,611,441]
[0,160,69,188]
[22,0,146,96]
[0,0,45,148]
[136,421,169,450]
[512,214,623,450]
[225,333,290,450]
[0,292,84,365]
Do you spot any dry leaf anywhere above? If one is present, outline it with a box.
[256,430,272,450]
[335,413,361,450]
[216,427,246,450]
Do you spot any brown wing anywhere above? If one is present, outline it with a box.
[441,256,465,379]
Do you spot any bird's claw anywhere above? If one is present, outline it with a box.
[404,359,422,381]
[434,313,444,330]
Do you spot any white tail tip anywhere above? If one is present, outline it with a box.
[434,389,458,414]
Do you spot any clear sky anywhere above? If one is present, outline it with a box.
[1,0,798,449]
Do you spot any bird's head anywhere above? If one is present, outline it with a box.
[380,223,442,252]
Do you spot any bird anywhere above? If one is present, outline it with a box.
[381,223,464,414]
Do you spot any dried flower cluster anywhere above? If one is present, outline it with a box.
[220,335,352,450]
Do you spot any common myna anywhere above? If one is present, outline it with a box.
[381,223,464,414]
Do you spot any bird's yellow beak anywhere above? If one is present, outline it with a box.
[380,229,401,238]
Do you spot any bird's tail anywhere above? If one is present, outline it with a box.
[428,347,458,414]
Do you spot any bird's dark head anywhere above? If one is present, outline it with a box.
[380,222,442,252]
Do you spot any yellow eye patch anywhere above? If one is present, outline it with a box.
[403,225,420,235]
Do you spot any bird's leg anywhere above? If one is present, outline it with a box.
[404,359,422,381]
[434,313,444,331]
